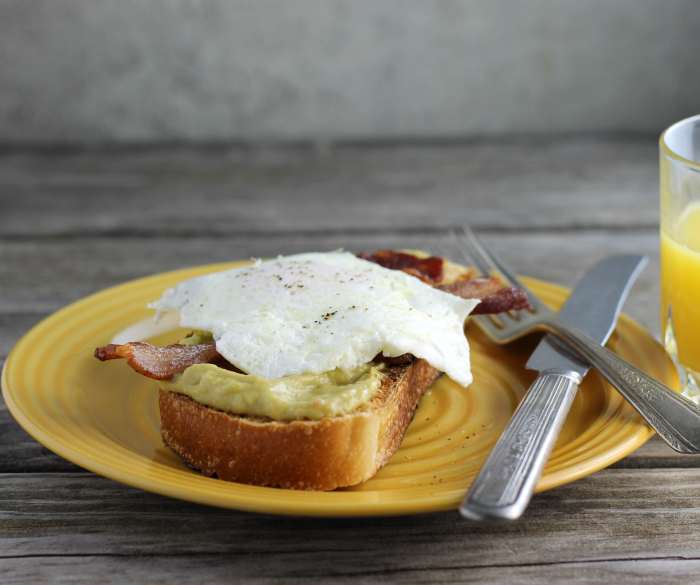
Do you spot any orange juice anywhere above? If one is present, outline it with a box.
[660,203,700,374]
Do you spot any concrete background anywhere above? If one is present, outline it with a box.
[1,0,699,144]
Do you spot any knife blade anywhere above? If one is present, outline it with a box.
[461,254,648,522]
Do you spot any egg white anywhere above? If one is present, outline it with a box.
[150,252,479,386]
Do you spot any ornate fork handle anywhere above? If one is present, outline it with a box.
[545,318,700,453]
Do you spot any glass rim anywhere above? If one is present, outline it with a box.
[660,114,700,170]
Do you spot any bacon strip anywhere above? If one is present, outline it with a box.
[360,251,530,314]
[374,353,414,366]
[435,276,530,314]
[94,342,222,380]
[358,251,444,284]
[434,276,501,299]
[470,287,531,315]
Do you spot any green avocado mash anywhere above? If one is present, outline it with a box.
[178,330,215,346]
[169,330,386,420]
[158,362,385,421]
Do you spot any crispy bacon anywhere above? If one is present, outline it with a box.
[374,353,414,366]
[470,287,530,315]
[434,276,501,299]
[435,276,530,314]
[94,342,222,380]
[360,251,530,314]
[358,250,444,284]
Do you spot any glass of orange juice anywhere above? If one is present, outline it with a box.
[660,114,700,404]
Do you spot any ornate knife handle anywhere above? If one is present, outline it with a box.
[546,319,700,454]
[461,370,581,522]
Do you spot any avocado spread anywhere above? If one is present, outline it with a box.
[158,362,385,421]
[161,330,386,420]
[178,330,215,346]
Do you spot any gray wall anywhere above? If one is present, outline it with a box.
[1,0,699,144]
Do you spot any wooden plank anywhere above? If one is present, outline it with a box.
[611,435,700,469]
[0,138,659,237]
[0,231,662,332]
[2,556,700,584]
[0,471,699,583]
[1,231,680,472]
[0,313,44,361]
[0,403,83,474]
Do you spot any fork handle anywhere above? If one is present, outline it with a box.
[546,319,700,454]
[461,369,581,522]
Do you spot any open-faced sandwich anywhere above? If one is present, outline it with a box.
[95,250,529,490]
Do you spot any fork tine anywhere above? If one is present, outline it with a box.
[426,237,510,329]
[429,236,495,290]
[455,225,546,313]
[429,227,522,292]
[426,227,504,280]
[456,225,525,290]
[429,226,545,320]
[446,229,493,277]
[427,238,476,272]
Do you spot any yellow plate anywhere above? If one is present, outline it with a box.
[2,262,679,517]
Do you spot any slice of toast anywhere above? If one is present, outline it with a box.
[159,358,440,491]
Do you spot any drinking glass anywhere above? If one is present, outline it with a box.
[660,114,700,404]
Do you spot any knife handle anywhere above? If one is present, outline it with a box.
[461,370,581,522]
[546,319,700,454]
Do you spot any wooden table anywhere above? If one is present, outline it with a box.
[3,137,699,583]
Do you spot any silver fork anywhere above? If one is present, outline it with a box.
[433,225,700,454]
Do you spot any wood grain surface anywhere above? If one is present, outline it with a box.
[2,137,697,584]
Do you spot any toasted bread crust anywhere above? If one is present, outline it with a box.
[159,358,440,490]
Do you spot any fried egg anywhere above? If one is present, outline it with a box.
[150,252,479,386]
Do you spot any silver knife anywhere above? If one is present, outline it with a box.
[461,254,648,522]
